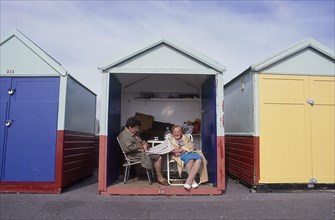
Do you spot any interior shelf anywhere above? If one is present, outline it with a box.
[134,98,200,102]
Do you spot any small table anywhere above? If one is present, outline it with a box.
[147,139,164,147]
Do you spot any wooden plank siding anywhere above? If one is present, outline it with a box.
[226,136,259,187]
[62,130,96,187]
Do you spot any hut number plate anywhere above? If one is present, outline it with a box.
[6,70,14,74]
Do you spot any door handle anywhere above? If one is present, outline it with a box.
[8,89,15,95]
[5,120,12,127]
[307,99,315,106]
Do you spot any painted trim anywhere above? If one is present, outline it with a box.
[224,133,255,136]
[98,135,108,193]
[57,76,67,131]
[259,71,335,77]
[216,73,225,191]
[217,136,225,191]
[107,68,218,75]
[99,74,110,136]
[216,73,224,136]
[253,73,260,136]
[54,130,64,188]
[0,74,62,77]
[254,137,260,184]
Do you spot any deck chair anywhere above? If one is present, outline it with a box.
[116,137,152,184]
[166,134,193,185]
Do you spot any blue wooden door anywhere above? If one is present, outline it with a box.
[107,74,121,185]
[0,77,12,181]
[2,77,59,182]
[201,76,217,185]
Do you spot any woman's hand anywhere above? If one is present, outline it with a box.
[142,143,149,151]
[173,152,181,157]
[172,148,184,157]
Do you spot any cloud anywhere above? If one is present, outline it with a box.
[1,0,334,116]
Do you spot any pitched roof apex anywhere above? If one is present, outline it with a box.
[1,29,68,76]
[98,37,225,73]
[251,37,335,72]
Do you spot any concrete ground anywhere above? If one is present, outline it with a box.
[0,170,334,220]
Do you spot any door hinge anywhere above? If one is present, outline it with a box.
[308,177,317,188]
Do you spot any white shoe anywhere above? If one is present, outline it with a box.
[184,184,191,190]
[191,182,199,189]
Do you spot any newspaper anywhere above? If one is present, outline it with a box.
[147,140,174,155]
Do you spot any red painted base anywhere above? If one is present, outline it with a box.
[101,186,223,195]
[0,182,61,194]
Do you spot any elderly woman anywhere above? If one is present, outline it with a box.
[169,125,208,190]
[118,117,168,186]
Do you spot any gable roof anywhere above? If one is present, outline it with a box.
[1,29,67,76]
[98,37,225,74]
[251,38,335,72]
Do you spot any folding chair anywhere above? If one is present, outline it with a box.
[166,134,193,185]
[116,137,152,184]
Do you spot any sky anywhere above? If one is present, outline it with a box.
[1,0,334,117]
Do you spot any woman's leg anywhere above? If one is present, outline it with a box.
[185,159,194,174]
[154,156,165,182]
[185,159,202,186]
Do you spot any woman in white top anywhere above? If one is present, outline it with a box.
[169,125,208,190]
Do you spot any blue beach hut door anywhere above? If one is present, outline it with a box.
[107,74,122,185]
[201,76,217,186]
[0,77,12,181]
[0,77,59,182]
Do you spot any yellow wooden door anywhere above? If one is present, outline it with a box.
[259,74,312,183]
[259,74,335,184]
[309,76,335,183]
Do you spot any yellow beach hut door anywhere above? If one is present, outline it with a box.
[259,74,334,184]
[310,77,335,183]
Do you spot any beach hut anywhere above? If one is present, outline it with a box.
[0,30,97,193]
[224,38,335,191]
[97,38,226,195]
